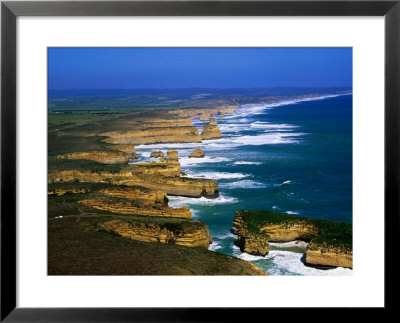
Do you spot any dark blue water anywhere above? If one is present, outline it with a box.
[135,94,353,275]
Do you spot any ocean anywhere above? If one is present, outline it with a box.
[134,93,353,276]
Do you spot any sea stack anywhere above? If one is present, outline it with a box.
[201,117,222,140]
[166,150,179,161]
[188,146,205,158]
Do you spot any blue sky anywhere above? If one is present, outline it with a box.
[48,48,352,89]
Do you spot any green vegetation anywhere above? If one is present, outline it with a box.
[236,210,352,250]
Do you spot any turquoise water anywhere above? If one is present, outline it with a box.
[135,94,353,276]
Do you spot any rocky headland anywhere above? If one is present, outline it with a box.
[232,210,352,269]
[100,218,212,248]
[79,199,193,219]
[48,104,272,275]
[101,126,202,145]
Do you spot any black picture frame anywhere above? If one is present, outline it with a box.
[1,0,398,321]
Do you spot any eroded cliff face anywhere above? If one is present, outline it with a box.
[100,187,167,205]
[48,187,89,196]
[232,214,270,256]
[305,241,353,269]
[57,151,130,164]
[259,222,319,242]
[48,169,218,198]
[166,150,179,161]
[133,176,219,198]
[79,199,192,219]
[100,219,212,248]
[236,233,269,256]
[101,126,202,145]
[128,160,181,177]
[201,117,222,140]
[109,144,139,159]
[232,211,352,268]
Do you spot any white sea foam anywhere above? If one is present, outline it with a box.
[219,180,268,189]
[266,250,352,276]
[230,133,306,146]
[250,121,298,130]
[269,241,308,248]
[219,123,249,133]
[282,180,292,185]
[208,242,222,251]
[183,170,249,180]
[213,231,236,240]
[230,93,351,120]
[167,195,238,207]
[232,247,352,276]
[179,156,230,167]
[286,211,299,215]
[234,161,263,165]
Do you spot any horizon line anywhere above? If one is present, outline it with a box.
[49,86,353,91]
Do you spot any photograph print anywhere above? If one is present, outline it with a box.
[48,48,352,276]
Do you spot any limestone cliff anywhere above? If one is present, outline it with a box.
[48,170,218,198]
[201,117,222,140]
[305,241,353,269]
[166,150,179,161]
[100,219,212,248]
[101,126,202,145]
[57,151,129,164]
[79,199,192,219]
[188,147,205,158]
[109,144,139,159]
[232,210,352,268]
[128,160,181,177]
[48,187,89,196]
[137,176,218,198]
[100,187,167,206]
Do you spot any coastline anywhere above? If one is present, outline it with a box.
[132,92,353,275]
[48,91,352,276]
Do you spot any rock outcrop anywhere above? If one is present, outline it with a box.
[48,170,219,198]
[200,112,211,121]
[232,210,352,268]
[188,147,205,158]
[100,219,212,248]
[57,151,129,164]
[150,151,164,158]
[110,144,139,159]
[166,150,179,161]
[48,187,89,196]
[100,187,167,205]
[201,117,222,140]
[101,127,202,145]
[128,161,181,177]
[79,199,192,219]
[305,241,353,269]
